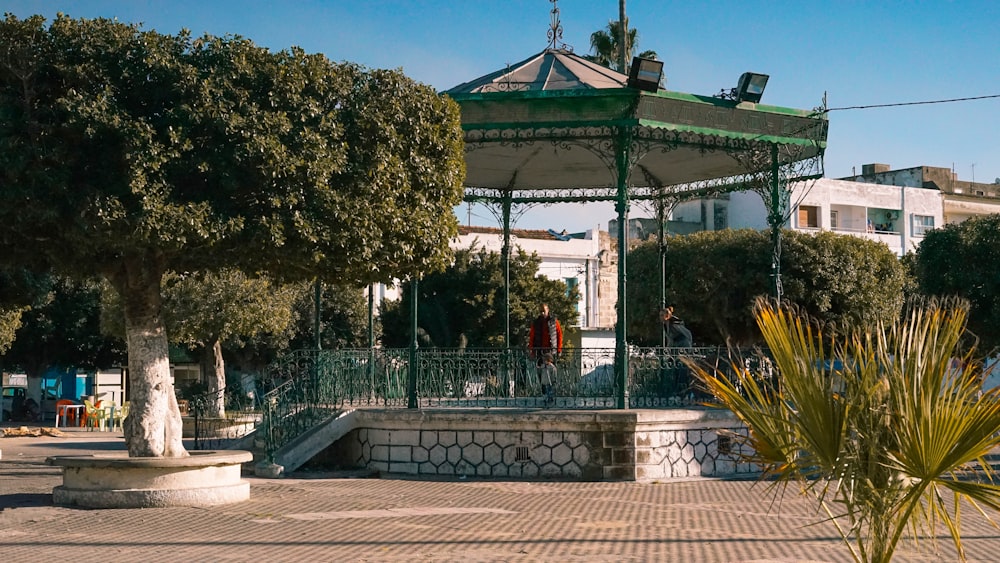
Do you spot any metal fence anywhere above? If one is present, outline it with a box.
[183,383,260,451]
[254,346,773,458]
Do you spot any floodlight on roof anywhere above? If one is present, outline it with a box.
[627,57,663,93]
[735,72,769,103]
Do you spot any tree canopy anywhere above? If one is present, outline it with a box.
[0,267,49,354]
[0,14,464,286]
[380,246,579,349]
[0,14,465,456]
[912,214,1000,352]
[627,229,909,346]
[4,276,124,378]
[286,282,372,351]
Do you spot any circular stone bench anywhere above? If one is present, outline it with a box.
[48,450,253,509]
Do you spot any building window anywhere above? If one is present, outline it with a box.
[913,215,935,236]
[564,277,578,295]
[798,205,819,228]
[564,278,580,313]
[829,210,839,229]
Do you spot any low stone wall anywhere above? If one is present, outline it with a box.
[313,408,758,481]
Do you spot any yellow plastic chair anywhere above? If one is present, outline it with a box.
[83,399,108,431]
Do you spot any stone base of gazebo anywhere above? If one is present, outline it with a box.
[48,450,252,508]
[296,408,759,481]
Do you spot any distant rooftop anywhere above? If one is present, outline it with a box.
[842,163,1000,198]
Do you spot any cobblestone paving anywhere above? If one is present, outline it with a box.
[2,431,999,562]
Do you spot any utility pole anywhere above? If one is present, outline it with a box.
[618,0,627,74]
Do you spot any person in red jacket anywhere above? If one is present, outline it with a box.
[529,303,563,393]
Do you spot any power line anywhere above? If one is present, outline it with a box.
[825,93,1000,112]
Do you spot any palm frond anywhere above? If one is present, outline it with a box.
[693,296,1000,562]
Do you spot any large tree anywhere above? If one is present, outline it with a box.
[627,229,909,346]
[380,246,579,349]
[0,15,465,457]
[912,214,1000,352]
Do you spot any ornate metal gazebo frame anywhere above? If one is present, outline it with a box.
[446,82,828,408]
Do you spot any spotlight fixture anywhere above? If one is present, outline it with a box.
[735,72,769,103]
[627,56,664,93]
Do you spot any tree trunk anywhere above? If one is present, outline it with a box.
[116,257,187,458]
[200,338,226,418]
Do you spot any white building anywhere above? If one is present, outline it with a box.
[451,226,616,329]
[671,163,1000,256]
[842,163,1000,226]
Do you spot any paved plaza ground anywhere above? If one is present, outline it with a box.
[1,425,998,562]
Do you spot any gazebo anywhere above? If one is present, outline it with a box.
[443,12,828,408]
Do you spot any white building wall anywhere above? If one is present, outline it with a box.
[453,229,603,328]
[676,178,945,256]
[944,197,1000,225]
[726,192,769,230]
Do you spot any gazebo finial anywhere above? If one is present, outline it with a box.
[547,0,572,51]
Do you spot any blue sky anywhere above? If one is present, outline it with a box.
[5,1,999,232]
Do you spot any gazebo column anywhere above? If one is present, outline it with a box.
[408,278,419,409]
[658,202,667,347]
[368,283,375,396]
[614,128,631,410]
[502,192,512,347]
[502,191,513,397]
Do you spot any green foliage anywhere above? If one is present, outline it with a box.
[913,214,1000,352]
[102,273,370,365]
[627,229,771,346]
[782,230,909,330]
[160,270,299,348]
[380,246,579,348]
[0,266,51,355]
[0,14,464,286]
[0,307,23,355]
[3,276,124,374]
[627,230,908,346]
[691,298,1000,562]
[287,281,372,350]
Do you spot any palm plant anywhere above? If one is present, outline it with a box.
[688,297,1000,562]
[586,18,658,74]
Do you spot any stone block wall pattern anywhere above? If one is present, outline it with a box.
[312,408,758,482]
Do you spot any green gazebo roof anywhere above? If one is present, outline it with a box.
[444,49,827,194]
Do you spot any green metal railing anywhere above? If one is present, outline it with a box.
[183,384,260,451]
[255,346,772,459]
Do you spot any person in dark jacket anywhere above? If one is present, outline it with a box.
[661,306,693,347]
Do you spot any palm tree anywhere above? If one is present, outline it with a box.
[689,297,1000,562]
[586,17,658,74]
